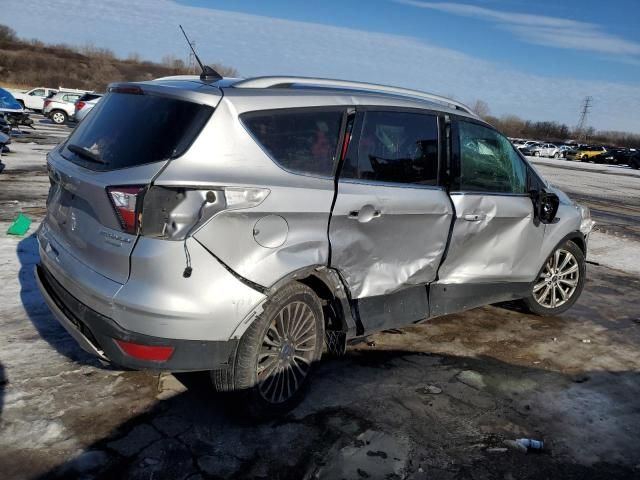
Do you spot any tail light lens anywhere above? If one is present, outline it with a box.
[44,99,51,108]
[115,340,174,362]
[75,101,86,113]
[107,186,143,234]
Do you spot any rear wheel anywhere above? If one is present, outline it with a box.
[212,282,324,417]
[554,152,561,159]
[50,110,67,125]
[523,241,585,316]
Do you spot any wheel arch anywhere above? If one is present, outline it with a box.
[230,265,359,353]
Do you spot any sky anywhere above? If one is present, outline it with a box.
[4,0,640,132]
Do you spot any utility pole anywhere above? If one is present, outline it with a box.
[576,96,592,140]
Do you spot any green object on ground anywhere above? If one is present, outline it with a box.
[7,213,32,236]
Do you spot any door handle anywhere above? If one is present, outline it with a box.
[462,213,486,222]
[348,204,382,223]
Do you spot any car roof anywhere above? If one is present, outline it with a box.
[145,75,481,121]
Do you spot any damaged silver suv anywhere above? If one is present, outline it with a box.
[36,75,594,415]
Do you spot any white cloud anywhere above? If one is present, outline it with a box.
[396,1,640,59]
[3,0,640,132]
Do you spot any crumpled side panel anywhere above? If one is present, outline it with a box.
[329,182,453,299]
[437,194,545,284]
[194,191,334,289]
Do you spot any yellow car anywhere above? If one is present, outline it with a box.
[566,145,607,161]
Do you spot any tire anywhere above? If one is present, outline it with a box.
[50,110,67,124]
[554,153,561,159]
[630,157,640,170]
[534,151,540,157]
[212,282,324,417]
[522,240,586,316]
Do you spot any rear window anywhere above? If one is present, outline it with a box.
[62,92,213,171]
[242,108,344,177]
[78,93,102,102]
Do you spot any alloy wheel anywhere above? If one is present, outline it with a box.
[256,301,317,404]
[52,112,65,124]
[533,248,579,308]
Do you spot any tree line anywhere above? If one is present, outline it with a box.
[472,100,640,148]
[0,24,237,91]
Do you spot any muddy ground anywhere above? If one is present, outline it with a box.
[0,117,639,479]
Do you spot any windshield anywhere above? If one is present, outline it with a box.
[61,92,214,171]
[0,88,22,110]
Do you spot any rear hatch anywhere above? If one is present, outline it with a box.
[44,82,219,284]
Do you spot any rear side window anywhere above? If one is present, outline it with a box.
[242,108,344,177]
[455,121,527,194]
[342,110,439,185]
[62,92,213,171]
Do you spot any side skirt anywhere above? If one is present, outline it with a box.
[429,282,530,317]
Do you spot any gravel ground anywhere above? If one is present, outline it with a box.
[1,118,639,480]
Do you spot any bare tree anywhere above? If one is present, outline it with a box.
[472,99,491,119]
[0,25,17,43]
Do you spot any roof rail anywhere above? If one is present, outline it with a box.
[233,76,476,115]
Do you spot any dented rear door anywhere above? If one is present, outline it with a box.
[329,109,452,328]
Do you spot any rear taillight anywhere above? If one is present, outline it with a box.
[115,340,174,362]
[44,99,51,108]
[107,186,143,234]
[75,101,86,113]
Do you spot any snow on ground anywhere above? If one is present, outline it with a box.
[588,231,640,276]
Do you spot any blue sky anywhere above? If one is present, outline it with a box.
[4,0,640,132]
[178,0,640,83]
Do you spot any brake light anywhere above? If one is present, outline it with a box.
[44,99,51,108]
[107,186,143,234]
[75,101,86,113]
[115,340,174,362]
[109,85,143,95]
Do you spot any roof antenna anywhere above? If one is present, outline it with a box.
[179,25,222,82]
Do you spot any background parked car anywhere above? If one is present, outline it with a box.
[43,92,85,124]
[10,87,58,112]
[531,143,559,157]
[74,93,103,122]
[566,145,607,161]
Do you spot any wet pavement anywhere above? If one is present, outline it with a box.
[1,119,639,479]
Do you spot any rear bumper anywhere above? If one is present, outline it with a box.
[35,263,238,372]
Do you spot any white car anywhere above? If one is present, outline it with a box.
[10,87,58,112]
[532,143,559,157]
[43,92,85,124]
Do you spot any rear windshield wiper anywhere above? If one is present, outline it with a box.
[67,143,107,164]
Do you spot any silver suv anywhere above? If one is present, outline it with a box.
[36,76,594,415]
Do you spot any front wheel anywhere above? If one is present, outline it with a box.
[50,110,67,125]
[523,241,586,316]
[534,151,540,157]
[212,282,324,417]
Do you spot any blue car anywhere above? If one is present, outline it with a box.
[0,88,24,114]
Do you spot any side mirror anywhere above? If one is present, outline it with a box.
[530,190,559,225]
